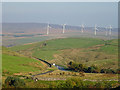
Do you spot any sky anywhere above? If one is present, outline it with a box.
[1,0,119,2]
[2,2,118,28]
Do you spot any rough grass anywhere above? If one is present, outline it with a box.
[33,70,118,81]
[50,46,118,70]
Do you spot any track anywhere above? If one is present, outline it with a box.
[34,57,52,67]
[31,57,66,80]
[31,70,54,77]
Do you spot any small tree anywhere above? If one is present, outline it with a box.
[106,68,115,74]
[87,65,99,73]
[100,69,106,73]
[78,64,84,71]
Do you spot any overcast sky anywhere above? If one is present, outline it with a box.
[2,2,118,28]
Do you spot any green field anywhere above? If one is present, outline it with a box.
[2,47,47,75]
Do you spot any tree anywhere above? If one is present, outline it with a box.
[67,61,84,72]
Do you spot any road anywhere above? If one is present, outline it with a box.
[31,57,67,78]
[33,57,52,67]
[34,57,67,71]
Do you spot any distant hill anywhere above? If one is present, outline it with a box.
[3,23,118,33]
[2,23,118,47]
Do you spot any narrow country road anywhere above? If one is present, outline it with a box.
[31,57,67,79]
[34,57,52,67]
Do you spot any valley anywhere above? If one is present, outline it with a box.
[2,37,119,88]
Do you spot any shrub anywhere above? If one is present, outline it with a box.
[103,81,112,89]
[100,68,116,74]
[87,67,95,73]
[5,76,25,88]
[57,78,86,88]
[100,69,106,73]
[67,61,116,74]
[56,81,68,88]
[72,78,86,88]
[67,61,84,72]
[105,69,115,74]
[94,81,104,88]
[59,73,62,75]
[83,67,88,73]
[62,72,65,75]
[65,79,76,88]
[87,65,100,73]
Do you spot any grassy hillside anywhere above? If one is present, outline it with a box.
[11,38,105,50]
[49,39,118,70]
[96,39,118,54]
[3,54,42,73]
[10,38,118,70]
[2,47,47,75]
[10,38,105,60]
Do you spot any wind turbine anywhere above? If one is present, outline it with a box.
[47,23,49,35]
[109,25,112,35]
[62,24,66,34]
[81,24,84,33]
[94,24,98,36]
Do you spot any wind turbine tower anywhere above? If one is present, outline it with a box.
[47,23,50,35]
[81,24,84,33]
[94,24,98,36]
[105,27,108,36]
[109,25,112,35]
[63,24,66,34]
